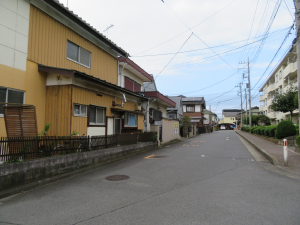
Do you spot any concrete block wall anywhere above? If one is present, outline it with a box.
[0,141,156,192]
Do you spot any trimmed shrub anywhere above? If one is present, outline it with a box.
[275,121,296,139]
[245,127,250,132]
[296,136,300,146]
[260,127,267,135]
[264,126,270,136]
[267,125,277,137]
[295,125,299,135]
[250,126,257,133]
[253,126,262,134]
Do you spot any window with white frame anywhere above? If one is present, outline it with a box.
[67,40,91,68]
[89,105,105,125]
[0,87,24,116]
[125,113,137,127]
[279,70,282,79]
[275,74,278,82]
[73,104,87,117]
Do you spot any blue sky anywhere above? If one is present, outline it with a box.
[58,0,295,118]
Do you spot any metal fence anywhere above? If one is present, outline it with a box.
[0,132,156,162]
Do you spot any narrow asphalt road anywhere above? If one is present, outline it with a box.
[1,131,300,225]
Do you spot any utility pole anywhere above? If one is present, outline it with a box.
[295,0,300,134]
[248,57,252,129]
[240,83,243,129]
[239,59,251,128]
[236,83,243,129]
[245,88,248,125]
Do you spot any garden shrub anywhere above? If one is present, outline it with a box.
[264,126,269,136]
[275,121,296,139]
[296,136,300,146]
[253,126,262,134]
[267,125,277,137]
[260,127,266,135]
[295,125,299,135]
[245,127,250,132]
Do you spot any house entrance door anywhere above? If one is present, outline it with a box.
[114,118,121,134]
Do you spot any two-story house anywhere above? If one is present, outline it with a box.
[182,97,206,134]
[166,96,184,120]
[0,0,149,137]
[219,109,240,130]
[203,109,218,132]
[142,81,179,144]
[259,44,298,124]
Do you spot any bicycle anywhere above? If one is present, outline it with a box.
[51,134,89,155]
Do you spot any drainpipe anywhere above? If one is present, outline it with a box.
[146,99,150,132]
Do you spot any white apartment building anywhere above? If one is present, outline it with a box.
[259,45,298,124]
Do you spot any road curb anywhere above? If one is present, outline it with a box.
[235,131,280,167]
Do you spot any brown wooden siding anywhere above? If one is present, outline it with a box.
[28,5,118,84]
[45,86,72,136]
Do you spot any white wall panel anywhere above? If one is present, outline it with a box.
[14,50,27,70]
[195,105,201,112]
[0,45,14,67]
[16,15,28,36]
[0,0,18,12]
[0,5,17,30]
[0,25,15,48]
[0,0,29,71]
[183,105,186,112]
[87,127,105,136]
[15,33,28,53]
[17,0,30,19]
[107,118,113,135]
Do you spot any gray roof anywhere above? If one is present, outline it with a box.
[166,96,183,116]
[223,112,239,117]
[182,97,204,102]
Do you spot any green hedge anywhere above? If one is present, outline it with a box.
[241,126,250,132]
[275,121,296,139]
[296,136,300,146]
[266,125,277,137]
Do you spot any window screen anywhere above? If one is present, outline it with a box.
[79,47,90,67]
[67,40,91,68]
[67,41,79,62]
[0,88,24,115]
[89,105,105,125]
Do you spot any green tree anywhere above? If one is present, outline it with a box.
[180,115,192,137]
[257,114,270,125]
[271,86,298,119]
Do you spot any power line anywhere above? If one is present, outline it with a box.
[153,32,193,81]
[251,24,293,90]
[131,27,289,58]
[239,0,260,60]
[133,0,238,56]
[162,1,236,71]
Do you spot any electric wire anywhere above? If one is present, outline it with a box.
[162,1,236,70]
[133,0,238,56]
[153,32,193,81]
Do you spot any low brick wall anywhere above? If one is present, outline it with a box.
[0,142,157,192]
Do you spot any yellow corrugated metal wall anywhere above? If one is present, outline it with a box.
[28,5,118,85]
[138,115,144,130]
[45,85,72,136]
[71,86,139,134]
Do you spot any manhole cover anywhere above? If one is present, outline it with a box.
[105,175,130,181]
[153,156,167,158]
